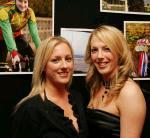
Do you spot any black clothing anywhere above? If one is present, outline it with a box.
[0,35,34,62]
[11,90,88,138]
[0,35,34,71]
[86,108,120,138]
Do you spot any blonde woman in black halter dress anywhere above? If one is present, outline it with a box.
[85,25,146,138]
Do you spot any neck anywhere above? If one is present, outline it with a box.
[102,79,111,89]
[102,67,118,81]
[45,81,67,98]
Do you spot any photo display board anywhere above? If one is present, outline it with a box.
[53,0,150,77]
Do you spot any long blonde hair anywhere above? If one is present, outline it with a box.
[15,36,74,109]
[85,25,134,95]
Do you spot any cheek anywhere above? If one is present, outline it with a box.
[108,53,114,59]
[16,0,21,5]
[106,51,115,59]
[70,62,74,69]
[67,63,74,74]
[91,54,97,62]
[45,63,53,73]
[25,3,28,7]
[16,2,20,7]
[111,54,118,65]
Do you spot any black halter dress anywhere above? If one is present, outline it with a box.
[86,108,120,138]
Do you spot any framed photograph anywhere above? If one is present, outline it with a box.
[61,28,93,75]
[0,0,52,74]
[124,21,150,77]
[100,0,150,15]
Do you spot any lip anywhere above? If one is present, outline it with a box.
[18,8,26,11]
[58,72,69,77]
[97,62,108,68]
[17,6,27,11]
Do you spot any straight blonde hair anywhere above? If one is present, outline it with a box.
[15,36,74,110]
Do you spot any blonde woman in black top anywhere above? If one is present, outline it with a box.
[11,36,88,138]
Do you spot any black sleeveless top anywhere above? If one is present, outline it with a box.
[86,108,120,138]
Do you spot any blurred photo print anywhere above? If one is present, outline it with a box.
[100,0,150,15]
[124,21,150,77]
[61,28,93,75]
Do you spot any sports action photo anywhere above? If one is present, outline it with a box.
[0,0,52,73]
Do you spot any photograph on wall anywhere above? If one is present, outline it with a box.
[0,0,52,73]
[61,28,93,75]
[124,21,150,77]
[100,0,150,15]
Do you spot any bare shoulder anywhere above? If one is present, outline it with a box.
[118,79,144,101]
[116,80,146,137]
[116,78,146,113]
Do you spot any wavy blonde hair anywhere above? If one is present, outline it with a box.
[15,36,74,109]
[85,25,134,96]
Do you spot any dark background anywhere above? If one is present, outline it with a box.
[0,0,150,138]
[54,0,150,34]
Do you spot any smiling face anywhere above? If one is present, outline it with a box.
[16,0,28,12]
[45,42,74,87]
[90,35,119,79]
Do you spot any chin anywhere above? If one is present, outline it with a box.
[17,7,28,12]
[58,78,69,83]
[20,9,26,12]
[58,81,69,86]
[98,70,111,76]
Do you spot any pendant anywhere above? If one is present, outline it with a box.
[102,95,105,101]
[101,91,108,102]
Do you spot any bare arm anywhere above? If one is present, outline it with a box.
[117,80,146,138]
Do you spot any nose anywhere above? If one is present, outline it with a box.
[97,49,104,59]
[20,1,25,7]
[22,2,25,6]
[61,60,68,68]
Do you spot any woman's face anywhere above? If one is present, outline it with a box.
[90,35,119,79]
[45,43,73,86]
[16,0,28,12]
